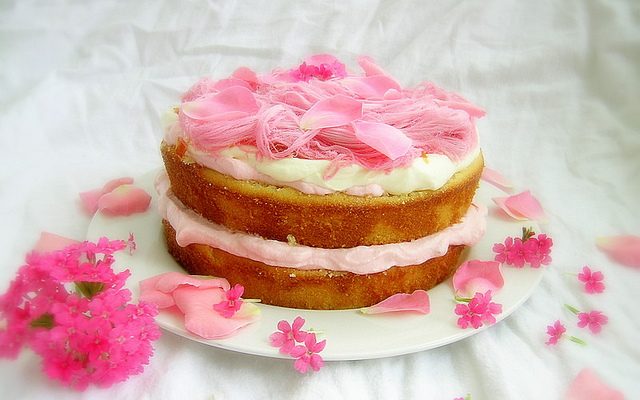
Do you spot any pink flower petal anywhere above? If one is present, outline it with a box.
[357,55,390,77]
[97,184,151,217]
[299,95,362,130]
[564,368,624,400]
[352,121,412,160]
[481,167,513,193]
[341,75,401,99]
[181,86,259,121]
[212,78,253,91]
[139,275,176,309]
[79,177,134,215]
[173,286,259,340]
[452,260,504,298]
[304,54,342,66]
[153,271,231,293]
[493,191,546,221]
[360,290,430,314]
[596,235,640,268]
[231,67,260,89]
[33,232,80,253]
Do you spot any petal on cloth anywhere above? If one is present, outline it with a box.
[452,260,504,298]
[360,290,430,314]
[596,235,640,268]
[564,369,624,400]
[353,120,412,160]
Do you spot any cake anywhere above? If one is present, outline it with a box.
[158,54,487,310]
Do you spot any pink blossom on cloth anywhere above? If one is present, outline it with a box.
[577,266,605,294]
[596,235,640,268]
[545,320,566,345]
[360,290,430,315]
[493,190,546,221]
[481,167,513,193]
[564,368,624,400]
[577,311,609,334]
[452,260,504,298]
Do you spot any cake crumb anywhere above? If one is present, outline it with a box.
[289,273,296,278]
[286,234,297,246]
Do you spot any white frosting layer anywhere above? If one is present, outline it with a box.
[157,173,487,275]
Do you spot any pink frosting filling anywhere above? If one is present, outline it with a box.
[156,174,487,275]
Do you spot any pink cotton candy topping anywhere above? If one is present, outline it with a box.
[177,55,484,171]
[353,120,412,160]
[493,191,546,221]
[481,167,513,193]
[564,369,624,400]
[360,290,430,314]
[596,235,640,268]
[97,184,151,217]
[452,260,504,298]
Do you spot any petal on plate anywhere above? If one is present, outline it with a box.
[340,75,402,99]
[353,121,412,160]
[493,191,546,221]
[596,235,640,268]
[181,86,260,121]
[564,368,624,400]
[97,184,151,217]
[360,290,430,315]
[79,177,134,215]
[33,232,80,253]
[299,95,362,130]
[481,167,513,193]
[452,260,504,298]
[139,275,175,309]
[154,271,231,293]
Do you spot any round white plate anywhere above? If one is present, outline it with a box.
[87,171,543,361]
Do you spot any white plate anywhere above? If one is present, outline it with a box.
[86,171,543,361]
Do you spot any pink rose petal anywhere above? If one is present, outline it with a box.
[341,75,401,99]
[97,184,151,217]
[231,67,260,89]
[357,55,391,77]
[452,260,504,298]
[181,86,260,121]
[353,120,412,160]
[596,235,640,268]
[564,368,624,400]
[79,177,134,215]
[33,232,80,254]
[154,271,231,293]
[139,275,176,309]
[493,190,546,221]
[360,290,430,314]
[212,78,253,91]
[481,167,513,193]
[299,95,362,130]
[304,54,342,66]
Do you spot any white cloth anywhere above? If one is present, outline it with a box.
[1,1,638,398]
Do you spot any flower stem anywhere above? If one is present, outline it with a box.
[521,226,536,241]
[243,298,262,303]
[454,295,472,303]
[30,313,54,329]
[564,304,581,315]
[569,336,587,346]
[75,281,105,299]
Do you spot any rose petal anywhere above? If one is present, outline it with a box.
[173,287,259,339]
[79,177,134,215]
[139,275,176,309]
[596,235,640,268]
[352,121,412,160]
[212,78,253,91]
[341,75,401,99]
[360,290,430,314]
[564,368,624,400]
[97,184,151,217]
[231,67,260,90]
[481,167,513,193]
[299,95,362,130]
[304,54,342,66]
[493,191,546,221]
[181,86,259,121]
[452,260,504,298]
[357,55,390,77]
[154,271,231,293]
[33,232,80,254]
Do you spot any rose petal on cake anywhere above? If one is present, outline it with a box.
[596,235,640,268]
[357,55,391,77]
[299,95,362,130]
[139,275,176,309]
[79,177,134,215]
[97,184,151,217]
[360,290,430,314]
[340,75,402,99]
[173,286,260,339]
[33,232,80,253]
[181,86,260,121]
[493,191,546,221]
[564,369,624,400]
[231,67,260,90]
[481,167,513,193]
[154,271,231,293]
[212,78,253,91]
[452,260,504,298]
[304,54,342,66]
[353,121,412,160]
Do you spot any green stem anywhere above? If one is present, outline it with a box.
[455,295,473,303]
[75,281,105,299]
[569,336,587,346]
[564,304,581,315]
[30,313,54,329]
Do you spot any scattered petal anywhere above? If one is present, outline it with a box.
[97,184,151,217]
[352,121,412,160]
[79,177,134,215]
[596,235,640,268]
[577,266,605,294]
[33,232,80,254]
[299,95,362,130]
[452,260,504,298]
[577,311,608,334]
[212,78,253,91]
[564,368,624,400]
[341,75,401,99]
[493,191,546,221]
[481,167,513,193]
[357,55,390,77]
[545,320,566,345]
[181,86,260,121]
[360,290,430,315]
[139,272,231,309]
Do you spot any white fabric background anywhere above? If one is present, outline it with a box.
[1,1,639,399]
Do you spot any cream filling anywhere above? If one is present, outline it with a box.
[156,173,487,275]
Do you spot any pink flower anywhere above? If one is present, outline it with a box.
[269,316,308,355]
[493,230,553,268]
[545,320,566,345]
[577,311,608,334]
[213,284,244,318]
[493,237,526,268]
[577,266,605,294]
[455,291,502,329]
[290,332,326,374]
[290,55,347,82]
[524,235,553,267]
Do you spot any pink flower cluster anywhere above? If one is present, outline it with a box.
[290,60,347,82]
[269,316,326,373]
[0,238,160,391]
[455,291,502,329]
[493,228,553,268]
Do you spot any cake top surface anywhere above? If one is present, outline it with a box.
[175,54,484,172]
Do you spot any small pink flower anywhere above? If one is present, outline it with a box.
[493,230,553,268]
[269,316,308,355]
[493,237,526,268]
[545,320,566,345]
[577,311,608,334]
[455,291,502,329]
[290,332,326,374]
[577,266,605,294]
[213,284,244,318]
